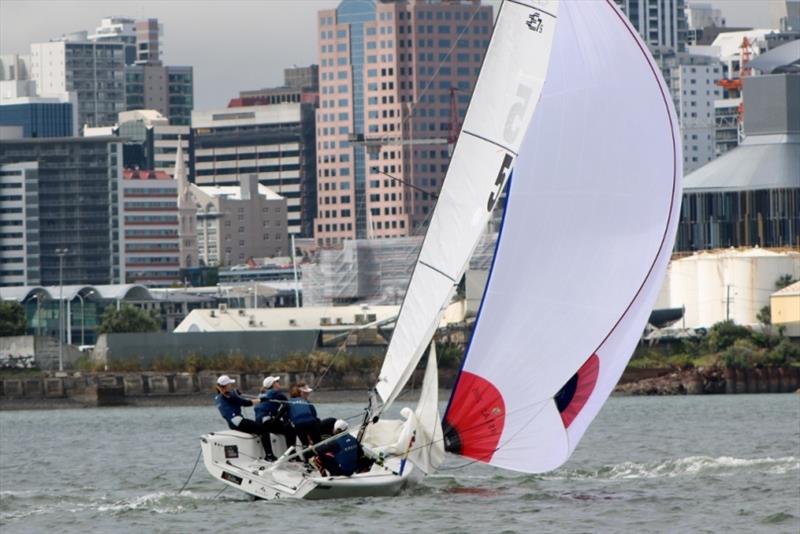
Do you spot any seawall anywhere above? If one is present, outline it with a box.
[1,367,798,410]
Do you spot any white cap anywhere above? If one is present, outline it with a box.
[333,419,349,432]
[299,385,313,393]
[217,375,235,386]
[262,376,280,389]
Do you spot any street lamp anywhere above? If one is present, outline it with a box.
[76,290,95,347]
[55,247,68,372]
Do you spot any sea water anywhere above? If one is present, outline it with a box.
[1,394,798,533]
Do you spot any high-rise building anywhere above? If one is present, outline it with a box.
[125,63,193,126]
[614,0,689,52]
[191,103,316,237]
[0,162,37,286]
[88,16,138,65]
[668,56,723,172]
[191,175,289,266]
[0,136,124,285]
[134,18,162,65]
[121,168,181,285]
[314,0,493,245]
[30,38,126,129]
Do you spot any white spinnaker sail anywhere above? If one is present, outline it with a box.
[375,0,559,410]
[442,0,682,473]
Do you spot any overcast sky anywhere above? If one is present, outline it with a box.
[0,0,789,110]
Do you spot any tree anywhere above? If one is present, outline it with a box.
[756,305,771,327]
[96,305,160,334]
[775,274,797,290]
[706,320,751,352]
[0,301,27,337]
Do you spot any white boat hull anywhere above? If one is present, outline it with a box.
[200,430,412,500]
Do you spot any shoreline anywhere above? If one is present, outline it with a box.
[1,366,798,410]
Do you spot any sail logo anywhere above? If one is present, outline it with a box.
[526,13,544,33]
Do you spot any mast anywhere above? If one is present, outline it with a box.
[372,0,559,413]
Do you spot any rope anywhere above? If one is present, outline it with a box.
[178,448,203,494]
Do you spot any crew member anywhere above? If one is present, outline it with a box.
[214,374,276,461]
[314,420,376,476]
[254,375,296,450]
[287,382,321,446]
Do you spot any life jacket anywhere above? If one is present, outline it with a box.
[254,390,286,422]
[322,434,360,476]
[287,398,317,426]
[214,391,250,428]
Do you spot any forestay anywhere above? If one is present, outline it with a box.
[442,0,682,473]
[374,0,559,411]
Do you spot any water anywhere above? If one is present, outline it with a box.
[1,395,798,533]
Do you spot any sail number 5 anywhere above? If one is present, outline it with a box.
[486,153,513,212]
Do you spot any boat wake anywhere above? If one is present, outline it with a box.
[0,489,245,521]
[547,456,800,480]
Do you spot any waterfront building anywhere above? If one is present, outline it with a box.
[676,73,800,251]
[121,168,181,286]
[614,0,689,52]
[191,103,315,237]
[0,136,124,286]
[30,37,126,129]
[191,174,289,266]
[314,0,493,244]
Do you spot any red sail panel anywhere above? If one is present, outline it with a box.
[559,354,600,429]
[443,372,505,462]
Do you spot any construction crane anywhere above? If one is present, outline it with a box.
[716,36,754,129]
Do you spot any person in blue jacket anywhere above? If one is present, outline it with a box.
[254,375,295,449]
[314,420,376,477]
[287,382,321,446]
[214,375,276,461]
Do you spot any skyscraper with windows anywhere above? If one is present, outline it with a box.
[314,0,492,245]
[614,0,689,52]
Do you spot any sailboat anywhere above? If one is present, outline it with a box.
[200,0,681,499]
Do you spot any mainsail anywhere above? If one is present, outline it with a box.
[374,0,559,412]
[443,0,682,472]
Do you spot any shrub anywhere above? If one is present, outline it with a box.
[707,320,752,352]
[720,338,761,368]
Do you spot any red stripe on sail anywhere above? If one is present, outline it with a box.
[443,372,505,462]
[559,354,600,429]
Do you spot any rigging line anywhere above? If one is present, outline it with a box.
[379,171,438,200]
[213,485,227,499]
[178,448,203,494]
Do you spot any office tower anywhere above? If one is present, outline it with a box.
[191,103,316,237]
[314,0,493,244]
[30,37,126,129]
[0,136,124,285]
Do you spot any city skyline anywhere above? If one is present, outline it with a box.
[0,0,789,110]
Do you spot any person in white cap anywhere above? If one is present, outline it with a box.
[287,382,321,446]
[214,374,276,461]
[254,375,295,448]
